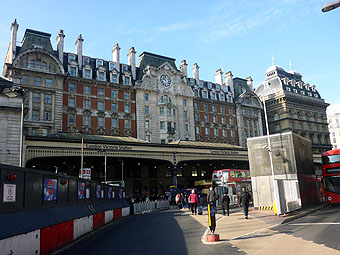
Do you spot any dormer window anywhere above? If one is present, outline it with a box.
[190,79,195,85]
[70,67,76,76]
[96,59,103,68]
[68,54,76,63]
[199,81,204,88]
[83,57,90,66]
[109,62,116,71]
[83,69,90,79]
[219,93,224,101]
[216,85,220,91]
[124,76,129,85]
[308,92,312,97]
[98,71,105,81]
[194,89,199,97]
[211,92,216,100]
[301,90,305,95]
[122,65,128,72]
[112,74,118,83]
[203,90,208,99]
[208,83,212,89]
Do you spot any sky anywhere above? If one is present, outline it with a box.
[0,0,339,113]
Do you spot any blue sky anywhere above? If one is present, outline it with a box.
[0,0,339,113]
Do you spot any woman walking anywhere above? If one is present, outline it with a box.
[188,190,199,215]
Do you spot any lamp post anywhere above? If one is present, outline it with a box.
[121,159,124,187]
[261,92,281,215]
[322,0,340,12]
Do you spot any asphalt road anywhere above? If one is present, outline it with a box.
[57,209,245,255]
[273,204,340,251]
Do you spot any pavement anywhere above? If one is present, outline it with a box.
[182,203,340,255]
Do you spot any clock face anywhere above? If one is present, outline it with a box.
[160,74,171,87]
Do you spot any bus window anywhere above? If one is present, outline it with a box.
[322,154,340,165]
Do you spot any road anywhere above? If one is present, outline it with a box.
[57,208,244,255]
[57,205,340,255]
[274,204,340,251]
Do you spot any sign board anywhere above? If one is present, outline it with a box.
[3,184,16,203]
[44,178,57,201]
[80,168,91,180]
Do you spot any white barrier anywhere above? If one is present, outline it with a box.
[133,200,169,215]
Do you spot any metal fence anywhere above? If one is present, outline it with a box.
[133,200,170,214]
[0,164,125,214]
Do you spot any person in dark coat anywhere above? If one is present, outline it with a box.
[207,187,219,207]
[221,192,230,216]
[238,187,251,219]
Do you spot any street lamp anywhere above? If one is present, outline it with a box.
[322,1,340,12]
[260,91,281,215]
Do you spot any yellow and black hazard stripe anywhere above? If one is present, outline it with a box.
[258,206,273,210]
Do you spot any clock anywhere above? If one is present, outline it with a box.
[160,74,171,87]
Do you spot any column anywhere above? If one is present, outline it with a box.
[28,91,33,120]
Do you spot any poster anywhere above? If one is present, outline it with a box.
[78,182,85,199]
[101,189,104,198]
[44,178,57,201]
[3,184,16,203]
[86,188,90,199]
[96,185,101,199]
[119,188,123,199]
[108,187,112,199]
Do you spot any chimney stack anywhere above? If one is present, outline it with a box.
[246,76,253,91]
[112,43,120,67]
[180,60,188,77]
[224,71,234,95]
[9,19,19,63]
[127,47,136,80]
[193,63,199,83]
[75,34,84,70]
[56,29,65,64]
[215,68,223,85]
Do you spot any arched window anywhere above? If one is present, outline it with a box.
[274,113,280,120]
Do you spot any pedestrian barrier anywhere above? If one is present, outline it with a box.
[133,200,170,215]
[258,206,273,210]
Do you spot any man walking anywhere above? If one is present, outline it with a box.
[221,192,230,216]
[239,187,251,219]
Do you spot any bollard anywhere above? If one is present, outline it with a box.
[207,202,220,242]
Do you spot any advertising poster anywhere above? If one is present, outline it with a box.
[78,182,85,199]
[3,184,16,203]
[108,187,112,199]
[86,188,90,199]
[119,188,123,199]
[44,178,57,201]
[96,185,101,199]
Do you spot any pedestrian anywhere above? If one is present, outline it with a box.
[222,192,230,216]
[207,187,219,207]
[188,190,199,215]
[239,187,251,219]
[175,193,182,209]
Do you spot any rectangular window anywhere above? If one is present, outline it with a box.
[111,90,117,98]
[205,127,209,135]
[84,99,90,109]
[124,76,129,85]
[231,130,234,137]
[70,67,76,76]
[145,105,150,115]
[96,59,103,68]
[98,101,104,110]
[195,113,199,121]
[124,105,130,113]
[68,54,75,63]
[222,129,226,136]
[203,104,208,111]
[185,124,189,133]
[84,86,90,95]
[160,107,164,115]
[213,116,217,123]
[98,71,105,81]
[214,128,218,136]
[112,118,118,128]
[219,94,224,101]
[68,114,75,125]
[32,110,40,120]
[183,99,187,106]
[167,108,171,117]
[212,105,216,112]
[124,92,130,100]
[145,120,150,129]
[33,93,40,103]
[228,108,232,114]
[194,102,198,109]
[85,69,91,79]
[22,75,30,84]
[98,88,104,96]
[290,122,294,129]
[184,111,188,119]
[221,117,225,124]
[45,94,52,104]
[69,83,76,92]
[146,135,150,142]
[160,121,165,130]
[229,118,233,125]
[111,103,117,112]
[204,114,208,122]
[33,76,41,86]
[83,115,90,125]
[124,119,131,129]
[298,123,303,129]
[211,92,216,100]
[196,126,200,134]
[45,78,52,87]
[98,117,104,126]
[275,124,281,131]
[83,57,90,66]
[44,111,51,121]
[112,74,118,83]
[144,93,149,101]
[69,97,75,107]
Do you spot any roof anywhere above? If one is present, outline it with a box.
[19,29,54,54]
[43,133,149,144]
[168,140,242,149]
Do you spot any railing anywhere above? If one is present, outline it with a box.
[133,200,170,214]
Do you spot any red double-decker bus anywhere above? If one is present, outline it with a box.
[321,149,340,204]
[212,169,251,205]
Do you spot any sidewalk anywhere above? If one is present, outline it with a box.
[182,203,338,254]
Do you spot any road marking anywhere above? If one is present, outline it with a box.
[288,223,340,226]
